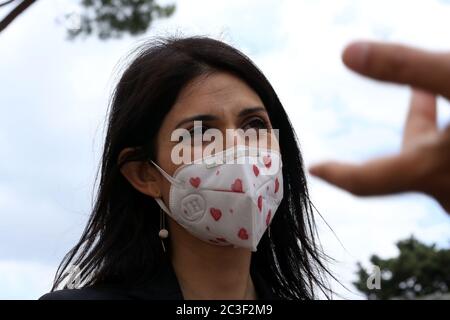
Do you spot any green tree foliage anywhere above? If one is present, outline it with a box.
[69,0,175,39]
[354,236,450,299]
[0,0,175,40]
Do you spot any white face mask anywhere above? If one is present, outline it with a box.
[151,146,283,252]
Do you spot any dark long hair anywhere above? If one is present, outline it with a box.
[51,36,333,299]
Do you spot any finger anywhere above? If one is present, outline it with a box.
[342,41,450,100]
[309,155,418,196]
[402,88,437,149]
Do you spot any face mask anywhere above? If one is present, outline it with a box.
[151,145,283,252]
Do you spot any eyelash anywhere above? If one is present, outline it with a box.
[186,117,270,137]
[188,125,210,137]
[241,117,270,130]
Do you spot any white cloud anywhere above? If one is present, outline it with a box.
[0,260,55,300]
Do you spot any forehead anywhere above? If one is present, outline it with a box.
[169,71,264,119]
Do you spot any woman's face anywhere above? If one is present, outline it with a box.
[153,71,277,205]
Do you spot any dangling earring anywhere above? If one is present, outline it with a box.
[268,225,271,239]
[158,209,169,252]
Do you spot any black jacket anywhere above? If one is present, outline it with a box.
[39,256,280,300]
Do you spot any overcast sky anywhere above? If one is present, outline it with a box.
[1,0,449,299]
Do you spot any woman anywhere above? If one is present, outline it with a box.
[39,36,332,300]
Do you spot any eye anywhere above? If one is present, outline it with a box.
[188,125,209,138]
[242,117,269,131]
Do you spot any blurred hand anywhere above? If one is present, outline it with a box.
[309,42,450,214]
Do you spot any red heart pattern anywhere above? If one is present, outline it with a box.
[266,209,272,227]
[189,177,201,188]
[252,165,259,177]
[238,228,249,240]
[257,195,263,212]
[274,178,279,193]
[210,208,222,221]
[231,178,243,193]
[173,150,283,250]
[263,155,272,168]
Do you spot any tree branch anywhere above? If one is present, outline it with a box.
[0,0,16,8]
[0,0,37,34]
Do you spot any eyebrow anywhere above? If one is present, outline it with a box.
[175,106,267,128]
[237,106,266,117]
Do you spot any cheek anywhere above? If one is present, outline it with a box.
[268,132,280,152]
[155,126,180,171]
[256,131,280,152]
[155,140,182,203]
[190,143,206,162]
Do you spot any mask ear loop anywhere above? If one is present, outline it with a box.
[148,159,180,215]
[148,159,178,253]
[149,160,183,186]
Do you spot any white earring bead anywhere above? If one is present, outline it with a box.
[159,229,169,239]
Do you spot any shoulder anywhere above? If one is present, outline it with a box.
[39,286,130,300]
